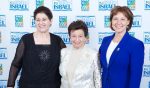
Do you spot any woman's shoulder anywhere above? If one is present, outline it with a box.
[61,47,67,52]
[21,33,33,41]
[103,35,112,41]
[129,35,143,43]
[60,47,71,59]
[127,35,144,48]
[85,45,97,51]
[127,35,144,54]
[84,46,98,62]
[50,33,61,40]
[61,46,71,53]
[50,33,64,44]
[22,33,32,38]
[84,46,98,55]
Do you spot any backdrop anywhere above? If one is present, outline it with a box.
[0,0,150,88]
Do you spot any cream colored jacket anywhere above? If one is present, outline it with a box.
[59,46,101,88]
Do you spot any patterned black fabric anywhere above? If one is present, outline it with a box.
[7,33,66,88]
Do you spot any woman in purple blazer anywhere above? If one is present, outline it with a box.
[99,6,144,88]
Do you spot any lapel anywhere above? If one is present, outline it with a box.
[62,46,72,76]
[101,35,113,68]
[108,32,130,67]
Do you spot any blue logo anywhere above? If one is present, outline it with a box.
[81,0,89,11]
[145,0,150,10]
[0,32,1,43]
[0,48,7,59]
[98,32,113,44]
[0,80,19,88]
[11,32,28,44]
[143,65,150,77]
[127,0,135,10]
[9,0,29,11]
[0,64,2,75]
[0,80,7,88]
[144,32,150,44]
[36,0,44,8]
[54,32,70,44]
[129,32,135,37]
[52,0,72,11]
[104,16,110,28]
[132,15,142,27]
[0,15,6,27]
[31,16,35,27]
[15,15,23,27]
[76,16,96,28]
[59,16,67,28]
[149,48,150,61]
[98,0,117,11]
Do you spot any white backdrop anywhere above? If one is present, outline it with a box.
[0,0,150,88]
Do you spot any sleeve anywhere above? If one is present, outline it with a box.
[129,41,144,88]
[60,48,66,63]
[99,37,107,69]
[93,53,102,88]
[7,37,25,87]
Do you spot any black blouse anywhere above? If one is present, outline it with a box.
[7,33,66,88]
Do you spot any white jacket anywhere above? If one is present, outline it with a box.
[59,45,101,88]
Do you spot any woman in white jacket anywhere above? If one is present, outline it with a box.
[59,20,101,88]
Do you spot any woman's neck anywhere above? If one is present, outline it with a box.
[33,31,50,45]
[72,45,85,51]
[113,31,126,43]
[34,31,49,38]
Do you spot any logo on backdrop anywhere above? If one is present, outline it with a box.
[129,32,135,37]
[0,48,7,59]
[36,0,44,8]
[98,0,118,11]
[149,48,150,61]
[54,32,70,44]
[104,16,110,28]
[76,16,96,28]
[15,15,23,27]
[127,0,136,10]
[59,16,67,28]
[81,0,89,11]
[11,32,28,44]
[143,65,150,77]
[0,15,6,27]
[132,15,142,27]
[0,64,2,75]
[9,0,29,11]
[0,32,1,43]
[144,32,150,44]
[30,16,35,27]
[145,0,150,10]
[0,80,7,87]
[0,80,19,88]
[149,81,150,88]
[52,0,72,11]
[98,32,113,44]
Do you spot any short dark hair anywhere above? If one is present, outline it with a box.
[110,6,133,31]
[68,20,88,37]
[34,6,53,20]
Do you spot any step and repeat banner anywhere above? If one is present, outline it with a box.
[0,0,150,88]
